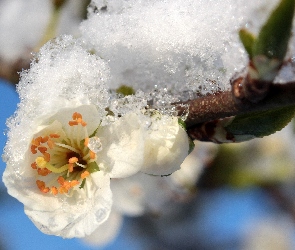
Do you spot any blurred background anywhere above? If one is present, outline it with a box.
[1,0,295,249]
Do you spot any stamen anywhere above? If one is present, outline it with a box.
[43,152,50,162]
[54,143,80,154]
[75,162,86,168]
[69,121,79,126]
[68,157,78,164]
[81,171,90,179]
[73,112,82,120]
[36,157,68,173]
[37,168,51,176]
[56,177,80,194]
[49,133,60,138]
[59,186,68,194]
[31,145,37,154]
[90,151,96,159]
[68,163,74,172]
[41,136,49,143]
[32,137,42,146]
[38,146,47,154]
[32,111,97,196]
[51,187,58,195]
[84,137,89,147]
[31,162,37,169]
[70,180,79,187]
[36,180,50,193]
[47,139,54,149]
[68,157,79,172]
[57,176,65,185]
[69,112,87,127]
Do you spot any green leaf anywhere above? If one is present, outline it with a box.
[252,0,295,60]
[225,105,295,138]
[178,118,195,154]
[178,118,187,130]
[239,28,256,59]
[87,161,99,173]
[116,85,135,96]
[79,178,86,189]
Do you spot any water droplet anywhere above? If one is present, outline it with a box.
[88,137,102,154]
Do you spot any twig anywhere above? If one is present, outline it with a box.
[179,82,295,129]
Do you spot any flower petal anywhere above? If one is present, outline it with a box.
[82,210,123,246]
[43,105,102,136]
[97,113,145,178]
[141,116,189,175]
[24,171,112,238]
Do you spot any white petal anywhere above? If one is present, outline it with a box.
[111,172,176,215]
[82,210,123,246]
[141,117,189,175]
[43,104,102,135]
[24,171,112,238]
[97,113,145,178]
[111,176,145,216]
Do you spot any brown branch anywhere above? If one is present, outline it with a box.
[179,82,295,129]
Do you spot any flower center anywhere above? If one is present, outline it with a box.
[30,112,102,195]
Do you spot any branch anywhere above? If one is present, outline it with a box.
[180,81,295,129]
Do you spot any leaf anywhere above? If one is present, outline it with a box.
[87,161,99,173]
[79,178,86,189]
[116,85,135,96]
[252,0,295,60]
[178,118,187,130]
[225,105,295,138]
[239,28,256,59]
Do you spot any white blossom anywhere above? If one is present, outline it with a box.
[2,37,143,238]
[141,114,189,176]
[2,35,190,238]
